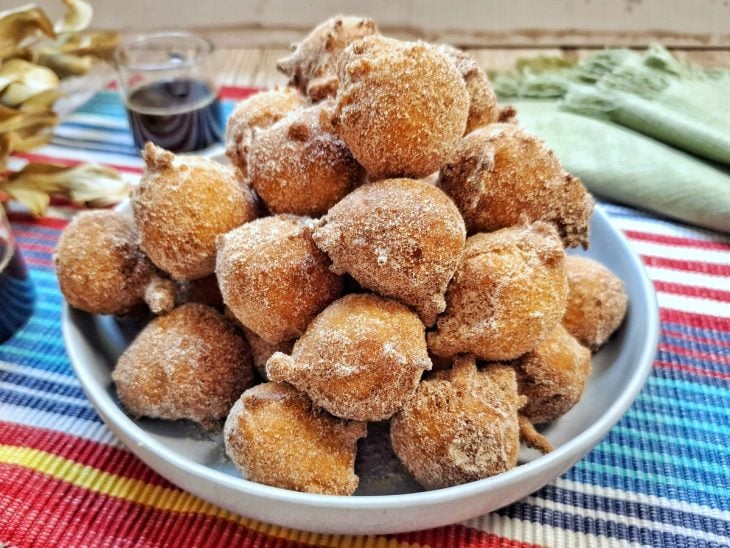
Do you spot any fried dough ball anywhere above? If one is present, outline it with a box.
[266,294,432,421]
[55,210,175,315]
[428,222,568,361]
[241,325,295,379]
[512,323,592,424]
[563,256,628,350]
[391,356,522,490]
[437,45,501,134]
[225,87,306,176]
[112,304,255,429]
[312,178,466,326]
[277,15,378,101]
[216,215,343,344]
[249,101,365,217]
[224,382,366,495]
[133,144,257,280]
[333,35,469,179]
[439,123,594,248]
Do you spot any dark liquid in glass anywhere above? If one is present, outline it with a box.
[125,78,223,153]
[0,241,35,343]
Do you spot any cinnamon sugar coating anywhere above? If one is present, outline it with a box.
[428,222,568,361]
[333,35,469,179]
[277,15,379,101]
[312,178,466,326]
[55,210,174,315]
[225,87,305,177]
[563,256,628,350]
[266,294,432,421]
[224,382,366,495]
[112,304,255,429]
[437,45,501,134]
[512,323,592,424]
[439,123,593,248]
[133,144,258,280]
[391,356,522,490]
[216,215,343,344]
[249,101,364,216]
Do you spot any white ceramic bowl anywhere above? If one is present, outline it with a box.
[63,204,659,535]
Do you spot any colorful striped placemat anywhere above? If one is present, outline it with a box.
[1,89,729,547]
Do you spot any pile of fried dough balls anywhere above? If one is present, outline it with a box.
[55,15,629,495]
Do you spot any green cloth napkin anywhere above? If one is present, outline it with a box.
[512,100,730,233]
[491,46,730,233]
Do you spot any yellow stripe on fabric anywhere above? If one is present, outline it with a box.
[0,445,420,548]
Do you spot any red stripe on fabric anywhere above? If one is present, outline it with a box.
[0,422,171,488]
[219,86,261,101]
[641,255,730,277]
[7,213,69,229]
[659,343,730,366]
[625,230,730,251]
[655,359,730,381]
[10,228,60,243]
[0,464,308,548]
[662,326,730,349]
[15,241,56,255]
[20,256,54,269]
[393,523,542,548]
[14,152,143,175]
[653,281,730,304]
[660,308,730,332]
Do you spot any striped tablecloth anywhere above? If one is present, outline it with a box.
[1,88,729,548]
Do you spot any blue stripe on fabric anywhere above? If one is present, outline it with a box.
[49,136,139,157]
[0,370,85,400]
[662,332,730,357]
[567,459,730,511]
[535,484,730,540]
[652,365,730,390]
[58,120,132,135]
[657,349,730,375]
[498,499,716,547]
[662,322,730,344]
[648,375,730,402]
[0,386,100,423]
[611,425,730,458]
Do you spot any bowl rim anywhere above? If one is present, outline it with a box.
[63,203,660,511]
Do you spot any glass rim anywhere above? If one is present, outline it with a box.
[114,31,215,72]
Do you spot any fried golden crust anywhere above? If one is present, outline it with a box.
[225,87,305,176]
[266,294,432,421]
[563,256,628,350]
[391,357,522,489]
[55,210,160,315]
[216,215,343,345]
[312,178,466,326]
[224,382,366,494]
[277,15,378,101]
[112,304,255,429]
[437,45,500,134]
[133,144,258,280]
[439,123,593,248]
[333,35,469,179]
[428,222,568,361]
[249,101,364,216]
[513,323,592,424]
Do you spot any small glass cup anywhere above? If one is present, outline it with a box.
[0,207,35,343]
[114,31,224,154]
